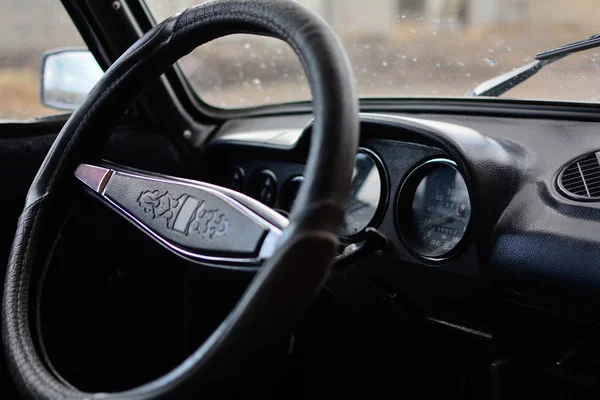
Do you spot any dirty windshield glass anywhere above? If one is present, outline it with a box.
[145,0,600,108]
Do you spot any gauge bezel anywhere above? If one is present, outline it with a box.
[279,174,305,212]
[247,168,278,207]
[340,147,389,242]
[395,158,472,263]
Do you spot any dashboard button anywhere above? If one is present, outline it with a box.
[248,169,277,207]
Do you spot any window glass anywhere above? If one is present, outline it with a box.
[0,0,86,121]
[145,0,600,108]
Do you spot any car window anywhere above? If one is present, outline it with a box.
[145,0,600,108]
[0,0,86,121]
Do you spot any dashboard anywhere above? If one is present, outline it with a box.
[201,111,600,351]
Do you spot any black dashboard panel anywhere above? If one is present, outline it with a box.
[203,110,600,340]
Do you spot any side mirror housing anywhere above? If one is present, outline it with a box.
[40,48,103,111]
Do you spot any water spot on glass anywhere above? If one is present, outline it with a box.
[250,53,257,58]
[487,48,494,53]
[243,43,250,50]
[466,72,472,77]
[485,57,497,67]
[435,62,441,67]
[260,63,266,69]
[401,14,406,19]
[457,61,465,67]
[412,57,418,62]
[382,61,388,67]
[253,78,261,85]
[362,68,368,73]
[242,81,249,87]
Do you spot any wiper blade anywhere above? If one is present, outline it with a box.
[468,33,600,97]
[467,60,545,97]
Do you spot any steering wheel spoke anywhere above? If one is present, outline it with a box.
[75,163,287,267]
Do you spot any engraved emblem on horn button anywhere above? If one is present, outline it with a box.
[137,190,230,240]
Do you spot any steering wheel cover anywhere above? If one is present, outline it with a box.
[3,1,358,399]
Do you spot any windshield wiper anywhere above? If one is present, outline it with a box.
[467,33,600,97]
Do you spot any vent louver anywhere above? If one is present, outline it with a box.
[558,152,600,200]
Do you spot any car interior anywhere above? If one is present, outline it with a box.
[3,0,600,398]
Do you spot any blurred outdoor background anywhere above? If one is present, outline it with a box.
[2,0,600,120]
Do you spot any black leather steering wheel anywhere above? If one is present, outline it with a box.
[2,1,358,398]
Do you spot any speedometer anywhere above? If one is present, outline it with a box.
[340,149,387,238]
[397,158,471,260]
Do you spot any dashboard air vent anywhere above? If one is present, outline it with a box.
[558,152,600,200]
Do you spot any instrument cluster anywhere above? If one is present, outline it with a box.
[222,151,472,261]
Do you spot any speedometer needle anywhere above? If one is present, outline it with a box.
[420,210,460,229]
[347,200,368,214]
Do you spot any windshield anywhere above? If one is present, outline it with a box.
[145,0,600,108]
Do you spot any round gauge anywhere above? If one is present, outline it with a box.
[280,175,304,212]
[340,149,387,238]
[397,159,471,260]
[247,169,277,207]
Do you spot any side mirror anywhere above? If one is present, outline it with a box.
[41,48,103,111]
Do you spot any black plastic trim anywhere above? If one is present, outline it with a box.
[196,97,600,123]
[215,97,600,122]
[60,0,114,70]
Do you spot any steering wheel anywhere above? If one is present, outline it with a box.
[2,1,358,398]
